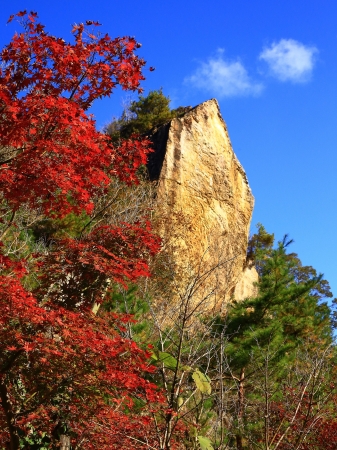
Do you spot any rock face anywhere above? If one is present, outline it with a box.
[149,99,256,308]
[233,265,259,301]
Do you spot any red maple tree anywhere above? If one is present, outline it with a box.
[267,380,337,450]
[0,11,163,449]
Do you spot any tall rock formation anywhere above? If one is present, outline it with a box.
[148,99,257,310]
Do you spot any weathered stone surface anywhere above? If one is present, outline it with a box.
[149,99,255,308]
[233,265,259,301]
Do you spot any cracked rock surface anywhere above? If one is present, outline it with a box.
[149,99,257,307]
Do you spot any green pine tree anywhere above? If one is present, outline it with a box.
[213,225,334,449]
[104,89,191,142]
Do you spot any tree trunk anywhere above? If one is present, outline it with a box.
[60,435,71,450]
[0,380,20,450]
[236,368,245,450]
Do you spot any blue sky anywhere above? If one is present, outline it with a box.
[1,1,337,300]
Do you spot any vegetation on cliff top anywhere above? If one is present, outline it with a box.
[104,88,192,142]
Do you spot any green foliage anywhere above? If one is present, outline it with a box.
[224,227,333,373]
[29,212,90,244]
[197,435,214,450]
[103,285,151,340]
[192,369,212,395]
[246,223,274,274]
[121,89,173,137]
[113,222,335,449]
[19,428,50,450]
[150,350,179,371]
[104,89,191,141]
[203,225,336,449]
[248,223,333,305]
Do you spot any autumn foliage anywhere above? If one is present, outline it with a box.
[0,11,152,216]
[1,11,336,450]
[0,11,163,449]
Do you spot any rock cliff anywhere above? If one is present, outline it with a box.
[149,99,257,309]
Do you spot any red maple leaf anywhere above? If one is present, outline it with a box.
[0,11,164,450]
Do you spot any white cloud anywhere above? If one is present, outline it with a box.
[259,39,318,83]
[185,50,263,98]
